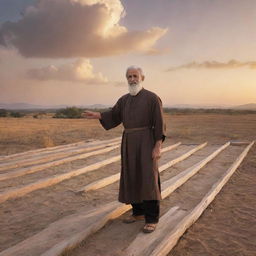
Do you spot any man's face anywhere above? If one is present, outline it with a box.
[126,69,144,86]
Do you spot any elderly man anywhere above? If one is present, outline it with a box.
[83,66,165,233]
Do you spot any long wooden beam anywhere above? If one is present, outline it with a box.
[0,142,232,255]
[0,144,120,181]
[0,137,121,162]
[0,155,120,204]
[159,142,181,153]
[124,206,186,256]
[0,143,180,201]
[0,139,121,169]
[161,142,230,199]
[76,173,121,193]
[125,141,254,256]
[76,142,205,193]
[76,142,182,193]
[0,141,87,161]
[159,142,207,173]
[0,201,130,256]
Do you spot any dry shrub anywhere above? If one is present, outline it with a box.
[40,133,55,148]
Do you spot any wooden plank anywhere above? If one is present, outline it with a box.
[0,140,120,171]
[77,142,205,193]
[0,155,121,204]
[0,142,234,256]
[161,142,230,199]
[0,144,120,181]
[77,173,121,193]
[0,139,121,170]
[159,142,207,173]
[124,206,187,256]
[160,142,181,153]
[76,142,182,193]
[0,137,121,162]
[125,141,254,256]
[0,141,88,161]
[150,140,255,256]
[0,201,130,256]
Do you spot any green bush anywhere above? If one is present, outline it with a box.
[53,107,83,119]
[10,111,25,118]
[0,109,8,117]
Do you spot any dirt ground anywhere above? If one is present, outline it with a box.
[0,113,255,255]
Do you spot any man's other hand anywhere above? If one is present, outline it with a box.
[82,111,101,119]
[152,146,161,160]
[152,139,162,160]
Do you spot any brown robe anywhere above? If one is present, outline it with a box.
[100,88,166,204]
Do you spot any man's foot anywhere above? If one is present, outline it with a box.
[123,215,144,224]
[142,223,157,233]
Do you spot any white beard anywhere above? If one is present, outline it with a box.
[128,82,143,96]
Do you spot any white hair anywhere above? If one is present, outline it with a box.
[126,65,144,77]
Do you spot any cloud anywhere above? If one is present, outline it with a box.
[0,0,167,58]
[167,60,256,71]
[27,59,108,84]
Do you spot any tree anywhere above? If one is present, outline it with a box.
[53,107,83,118]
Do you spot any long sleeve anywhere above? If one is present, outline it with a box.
[152,96,166,142]
[99,98,122,130]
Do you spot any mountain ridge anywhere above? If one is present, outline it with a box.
[0,102,256,110]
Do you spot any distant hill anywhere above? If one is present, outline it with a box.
[0,103,69,110]
[166,103,256,110]
[0,102,110,110]
[1,102,255,111]
[166,104,230,109]
[86,104,110,109]
[233,103,256,110]
[0,103,40,109]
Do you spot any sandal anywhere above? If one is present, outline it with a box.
[142,223,157,233]
[123,215,144,224]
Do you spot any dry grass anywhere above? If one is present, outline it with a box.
[165,113,256,143]
[1,113,256,155]
[0,117,122,155]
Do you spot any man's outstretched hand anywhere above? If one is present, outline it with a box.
[82,111,101,119]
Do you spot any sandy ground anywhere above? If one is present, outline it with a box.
[0,114,255,255]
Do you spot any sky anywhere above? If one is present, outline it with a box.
[0,0,255,107]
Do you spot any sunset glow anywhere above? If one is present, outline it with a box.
[0,0,255,107]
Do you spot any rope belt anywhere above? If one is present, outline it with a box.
[124,126,151,134]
